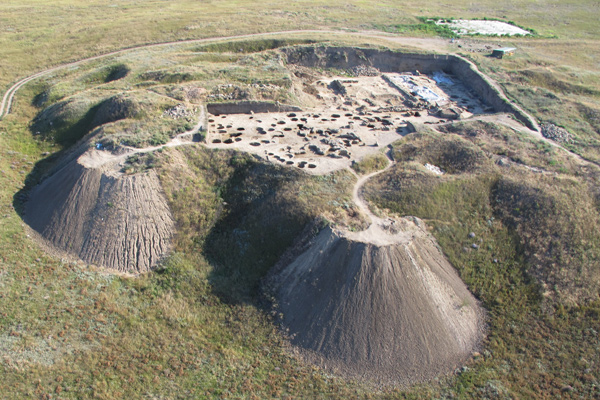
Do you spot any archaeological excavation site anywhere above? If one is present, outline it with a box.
[19,43,552,386]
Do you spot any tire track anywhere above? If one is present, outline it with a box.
[0,30,450,119]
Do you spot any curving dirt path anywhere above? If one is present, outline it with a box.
[0,30,450,119]
[3,29,591,169]
[345,147,418,246]
[349,146,395,222]
[79,106,205,173]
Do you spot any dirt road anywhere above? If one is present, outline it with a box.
[4,29,585,166]
[0,30,450,119]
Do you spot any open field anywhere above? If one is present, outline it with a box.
[1,1,600,399]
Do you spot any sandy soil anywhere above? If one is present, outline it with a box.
[437,20,531,36]
[266,221,486,386]
[205,72,487,175]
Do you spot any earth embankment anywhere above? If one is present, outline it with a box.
[267,222,485,385]
[24,148,174,273]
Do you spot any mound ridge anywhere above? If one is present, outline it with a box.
[268,221,485,385]
[25,145,174,273]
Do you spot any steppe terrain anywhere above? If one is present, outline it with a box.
[0,1,599,399]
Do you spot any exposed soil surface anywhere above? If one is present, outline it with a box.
[25,147,175,274]
[23,109,204,273]
[265,143,485,385]
[206,71,487,174]
[266,220,486,385]
[436,20,531,36]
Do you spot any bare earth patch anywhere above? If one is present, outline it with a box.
[436,19,531,36]
[266,220,486,386]
[205,71,487,175]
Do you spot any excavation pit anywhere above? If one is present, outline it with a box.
[204,46,535,174]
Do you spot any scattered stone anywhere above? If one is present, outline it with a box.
[425,163,444,175]
[561,386,574,393]
[541,123,575,144]
[348,65,380,76]
[496,158,510,167]
[329,80,347,96]
[163,104,194,119]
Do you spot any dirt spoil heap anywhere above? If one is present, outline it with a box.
[25,145,174,273]
[267,222,485,385]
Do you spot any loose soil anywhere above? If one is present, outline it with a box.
[266,220,486,386]
[436,20,531,36]
[22,111,204,273]
[24,147,175,274]
[265,146,485,385]
[206,71,487,175]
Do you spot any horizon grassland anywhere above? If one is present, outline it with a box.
[1,0,600,398]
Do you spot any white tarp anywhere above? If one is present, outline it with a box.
[388,75,445,104]
[433,71,454,86]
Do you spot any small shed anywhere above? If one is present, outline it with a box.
[492,47,516,59]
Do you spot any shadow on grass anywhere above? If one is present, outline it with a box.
[202,159,310,305]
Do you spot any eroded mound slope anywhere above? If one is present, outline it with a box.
[268,222,485,385]
[25,147,174,273]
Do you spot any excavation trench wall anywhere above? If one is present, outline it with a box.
[206,101,301,115]
[282,46,538,130]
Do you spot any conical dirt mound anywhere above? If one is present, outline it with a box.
[267,220,485,385]
[25,146,174,273]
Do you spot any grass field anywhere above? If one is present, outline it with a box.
[1,1,600,398]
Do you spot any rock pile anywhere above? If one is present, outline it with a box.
[163,104,194,119]
[541,123,574,144]
[208,84,249,101]
[349,65,380,77]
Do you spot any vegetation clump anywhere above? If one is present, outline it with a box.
[367,123,600,305]
[392,130,486,174]
[351,153,389,175]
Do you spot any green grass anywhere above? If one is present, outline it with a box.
[1,1,600,398]
[377,18,458,39]
[351,153,389,175]
[465,42,600,162]
[194,38,318,53]
[2,0,599,90]
[362,124,600,398]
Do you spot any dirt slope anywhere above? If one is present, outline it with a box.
[25,147,174,273]
[267,221,485,385]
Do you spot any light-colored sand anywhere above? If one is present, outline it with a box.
[205,73,486,174]
[437,20,531,36]
[266,221,486,385]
